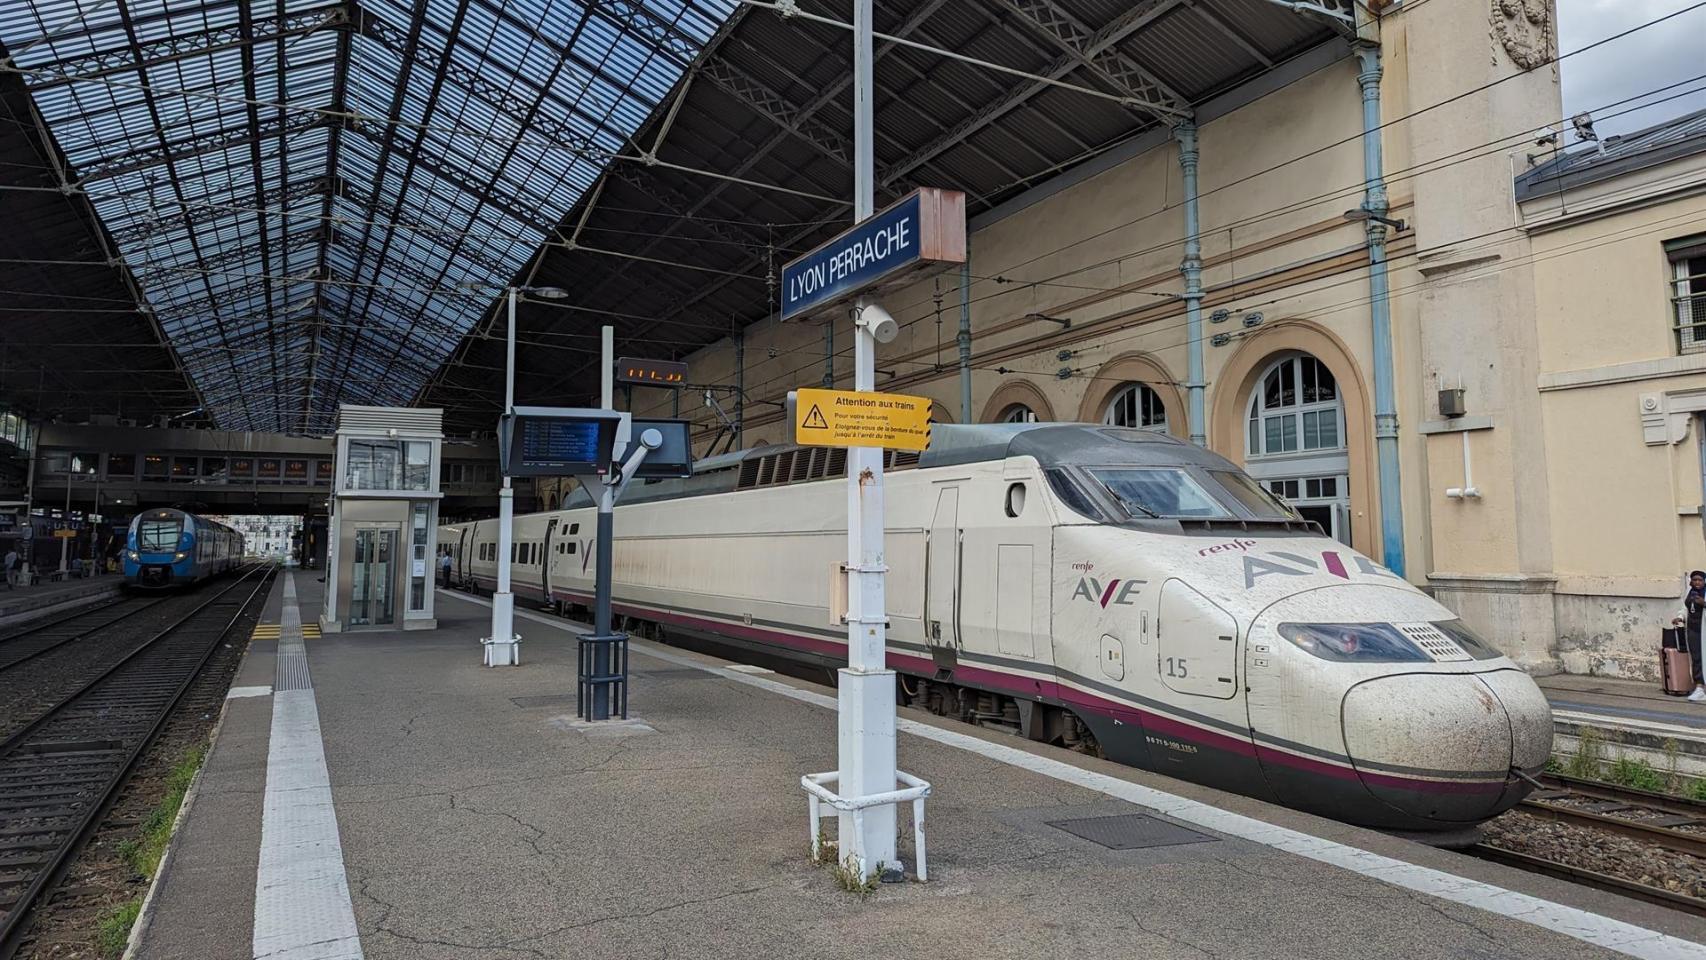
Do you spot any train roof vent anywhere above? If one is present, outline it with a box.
[1395,623,1472,662]
[737,458,761,489]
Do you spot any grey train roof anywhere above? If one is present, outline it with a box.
[560,423,1244,510]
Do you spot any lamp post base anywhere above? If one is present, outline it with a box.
[485,591,519,666]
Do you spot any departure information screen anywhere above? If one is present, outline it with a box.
[520,419,601,467]
[500,408,622,477]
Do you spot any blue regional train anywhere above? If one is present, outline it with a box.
[122,508,244,588]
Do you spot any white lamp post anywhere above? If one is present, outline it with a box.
[486,283,569,668]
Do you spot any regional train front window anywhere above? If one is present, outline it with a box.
[1088,468,1229,519]
[138,518,181,551]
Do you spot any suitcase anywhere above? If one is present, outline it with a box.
[1663,627,1695,696]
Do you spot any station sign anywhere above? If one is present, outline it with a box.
[780,187,966,321]
[616,357,688,387]
[793,387,932,452]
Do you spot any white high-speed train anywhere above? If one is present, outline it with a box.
[442,423,1551,832]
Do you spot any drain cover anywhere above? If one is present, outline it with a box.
[1046,814,1217,850]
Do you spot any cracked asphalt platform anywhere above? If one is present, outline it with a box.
[135,576,1706,959]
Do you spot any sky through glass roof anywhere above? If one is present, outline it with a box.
[0,0,737,433]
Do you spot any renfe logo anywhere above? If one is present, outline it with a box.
[1243,550,1396,588]
[1072,577,1147,608]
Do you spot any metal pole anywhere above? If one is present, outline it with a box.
[733,328,745,449]
[838,0,898,882]
[958,260,972,423]
[591,324,616,720]
[59,480,69,573]
[1356,43,1405,577]
[1176,121,1206,445]
[488,288,519,665]
[823,322,834,389]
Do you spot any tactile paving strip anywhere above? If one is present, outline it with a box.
[252,574,365,960]
[1046,813,1219,850]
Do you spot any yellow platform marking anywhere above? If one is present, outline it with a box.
[300,624,322,639]
[251,624,282,641]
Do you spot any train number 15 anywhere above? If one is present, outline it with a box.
[1164,657,1189,678]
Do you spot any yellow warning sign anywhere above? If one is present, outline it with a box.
[793,387,932,451]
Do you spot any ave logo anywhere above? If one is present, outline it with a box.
[1072,577,1147,608]
[1242,550,1395,588]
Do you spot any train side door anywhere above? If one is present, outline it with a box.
[542,518,559,603]
[1156,579,1238,700]
[924,486,961,652]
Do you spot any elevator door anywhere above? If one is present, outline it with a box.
[350,527,398,627]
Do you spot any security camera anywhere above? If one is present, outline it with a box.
[856,303,900,344]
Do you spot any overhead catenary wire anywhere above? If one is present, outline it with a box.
[5,70,1696,396]
[6,0,1699,427]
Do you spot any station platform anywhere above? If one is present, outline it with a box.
[1540,674,1706,778]
[129,572,1706,960]
[0,571,121,628]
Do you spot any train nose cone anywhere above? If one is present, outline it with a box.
[1341,670,1551,823]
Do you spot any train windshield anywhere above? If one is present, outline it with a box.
[137,517,182,551]
[1209,470,1302,521]
[1088,468,1230,519]
[1278,623,1432,663]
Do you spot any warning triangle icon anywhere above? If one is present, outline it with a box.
[802,404,829,429]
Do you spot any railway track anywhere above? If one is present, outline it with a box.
[0,564,272,959]
[0,596,166,674]
[1472,774,1706,916]
[1516,774,1706,859]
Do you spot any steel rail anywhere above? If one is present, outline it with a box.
[0,564,273,959]
[0,597,167,674]
[1470,844,1706,918]
[0,595,126,643]
[1516,798,1706,860]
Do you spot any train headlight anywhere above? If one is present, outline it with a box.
[174,552,187,561]
[1276,622,1430,663]
[127,551,139,561]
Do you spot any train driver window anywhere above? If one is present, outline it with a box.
[1088,468,1229,520]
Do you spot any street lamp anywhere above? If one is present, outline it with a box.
[488,284,570,667]
[1342,207,1407,232]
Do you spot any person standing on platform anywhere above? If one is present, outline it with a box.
[1673,570,1706,702]
[3,547,16,589]
[439,548,452,588]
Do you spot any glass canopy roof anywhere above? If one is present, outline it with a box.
[0,0,736,433]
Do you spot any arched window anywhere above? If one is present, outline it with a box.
[999,404,1038,423]
[1102,383,1168,431]
[1247,355,1341,457]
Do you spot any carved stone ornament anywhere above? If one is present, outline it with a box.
[1492,0,1555,70]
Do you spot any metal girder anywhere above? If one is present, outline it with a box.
[12,5,345,90]
[1183,0,1272,67]
[335,182,513,276]
[600,1,851,167]
[1260,0,1358,34]
[994,0,1190,121]
[76,110,333,183]
[359,9,620,170]
[110,174,336,246]
[697,58,848,165]
[879,0,1186,189]
[133,223,325,287]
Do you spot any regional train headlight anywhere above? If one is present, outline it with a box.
[127,551,139,561]
[1276,622,1431,663]
[174,552,187,561]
